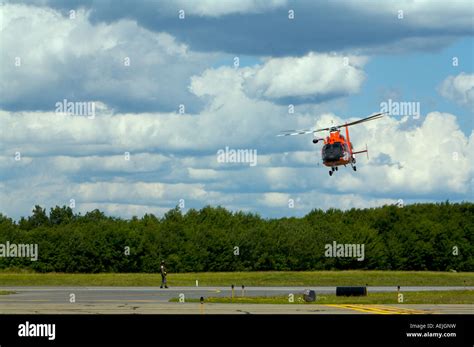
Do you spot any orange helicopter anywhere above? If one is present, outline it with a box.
[278,113,385,176]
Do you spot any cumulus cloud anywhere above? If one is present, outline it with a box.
[349,1,473,30]
[190,53,367,104]
[1,104,472,219]
[1,48,472,219]
[0,4,219,112]
[1,1,472,220]
[335,112,472,197]
[29,0,473,56]
[244,53,367,103]
[438,72,474,107]
[169,0,287,17]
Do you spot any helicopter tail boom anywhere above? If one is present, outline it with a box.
[352,144,369,159]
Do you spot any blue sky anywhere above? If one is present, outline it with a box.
[346,38,473,132]
[0,0,473,219]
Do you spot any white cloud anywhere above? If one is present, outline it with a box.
[1,104,472,220]
[78,202,171,218]
[438,72,474,107]
[62,0,473,56]
[189,66,248,98]
[246,53,367,101]
[170,0,287,17]
[0,4,217,112]
[190,53,367,103]
[349,1,474,30]
[332,112,472,196]
[75,181,209,203]
[0,2,472,220]
[258,192,292,207]
[169,0,472,26]
[1,50,472,218]
[187,168,220,181]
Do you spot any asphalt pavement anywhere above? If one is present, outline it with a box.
[0,286,472,314]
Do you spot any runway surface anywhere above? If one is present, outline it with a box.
[0,286,472,314]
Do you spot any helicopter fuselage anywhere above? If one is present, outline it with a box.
[278,112,383,176]
[320,130,353,167]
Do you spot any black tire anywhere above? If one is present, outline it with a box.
[353,166,357,171]
[329,171,333,176]
[336,286,367,296]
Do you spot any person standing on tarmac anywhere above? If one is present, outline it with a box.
[160,260,168,288]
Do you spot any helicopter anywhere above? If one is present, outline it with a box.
[278,113,385,176]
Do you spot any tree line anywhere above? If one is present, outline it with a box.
[0,202,472,273]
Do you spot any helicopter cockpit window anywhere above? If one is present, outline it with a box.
[322,143,344,161]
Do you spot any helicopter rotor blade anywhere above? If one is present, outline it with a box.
[277,112,385,136]
[312,127,332,133]
[277,129,314,136]
[277,127,330,136]
[338,112,386,128]
[277,126,331,137]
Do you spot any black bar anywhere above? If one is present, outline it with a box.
[0,314,473,346]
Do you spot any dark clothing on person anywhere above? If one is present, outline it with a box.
[160,264,168,288]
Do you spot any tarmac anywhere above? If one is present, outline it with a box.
[0,286,472,314]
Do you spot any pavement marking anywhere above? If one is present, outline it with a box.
[327,304,391,314]
[0,299,50,302]
[370,305,432,314]
[87,299,161,303]
[326,304,429,314]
